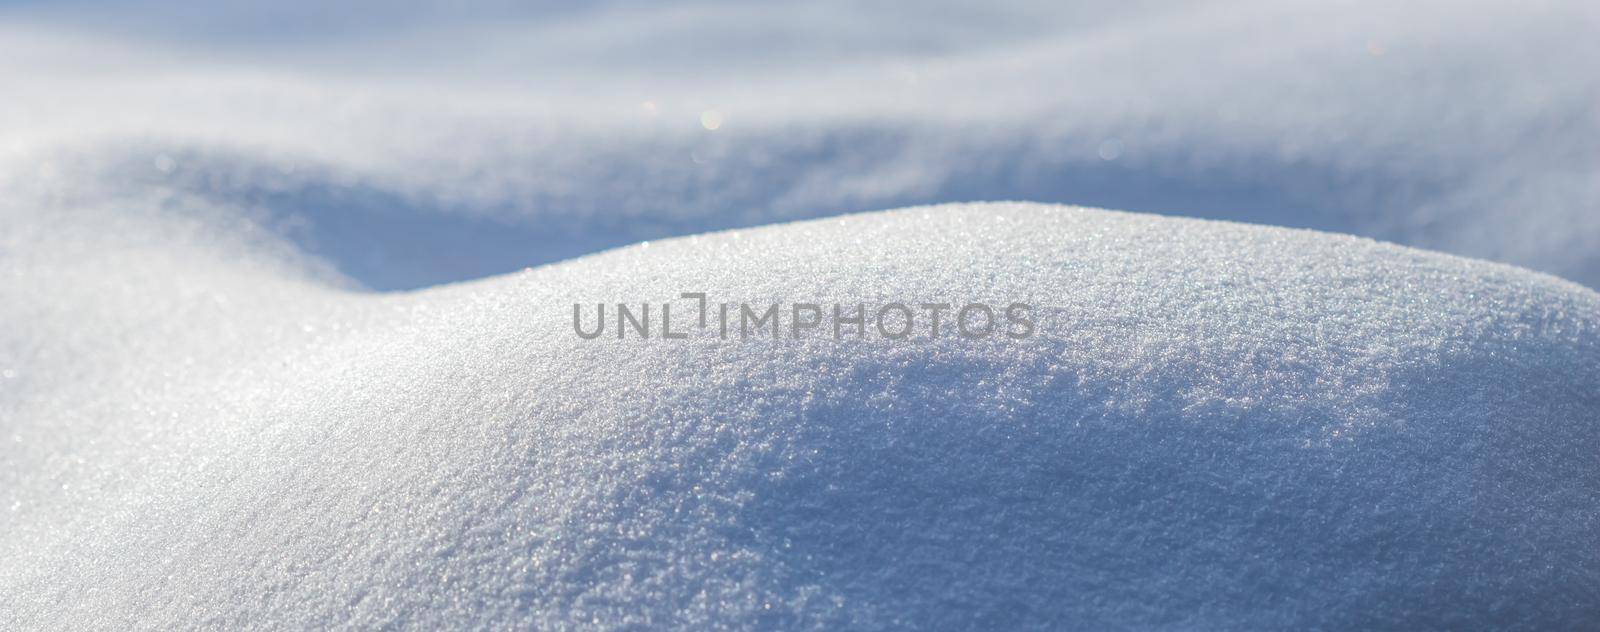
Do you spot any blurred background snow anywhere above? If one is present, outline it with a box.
[1,0,1596,289]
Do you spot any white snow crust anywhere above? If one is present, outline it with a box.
[3,0,1599,627]
[3,203,1597,628]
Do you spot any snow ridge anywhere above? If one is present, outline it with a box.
[3,203,1596,628]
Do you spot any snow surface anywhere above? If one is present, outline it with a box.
[3,203,1599,628]
[1,0,1598,290]
[4,0,1600,628]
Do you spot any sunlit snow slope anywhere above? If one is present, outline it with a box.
[3,0,1599,628]
[3,204,1598,628]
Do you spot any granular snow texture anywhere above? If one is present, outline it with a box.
[3,203,1597,629]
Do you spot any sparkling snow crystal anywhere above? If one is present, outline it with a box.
[3,203,1597,628]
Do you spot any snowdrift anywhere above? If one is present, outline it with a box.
[4,203,1597,628]
[2,0,1599,289]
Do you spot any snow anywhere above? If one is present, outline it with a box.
[3,0,1600,627]
[4,203,1599,628]
[1,0,1597,290]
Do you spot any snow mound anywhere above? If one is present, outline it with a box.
[3,203,1597,628]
